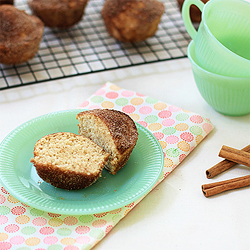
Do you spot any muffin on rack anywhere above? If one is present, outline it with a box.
[101,0,165,42]
[177,0,209,23]
[0,5,44,65]
[28,0,89,29]
[0,0,14,5]
[76,109,138,175]
[31,132,110,190]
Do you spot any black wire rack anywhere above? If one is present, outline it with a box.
[0,0,191,91]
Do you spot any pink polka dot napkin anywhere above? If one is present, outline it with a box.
[0,82,213,250]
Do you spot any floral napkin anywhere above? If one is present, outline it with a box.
[0,82,213,250]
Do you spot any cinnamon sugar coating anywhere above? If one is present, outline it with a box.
[101,0,165,42]
[0,5,44,64]
[0,0,14,5]
[31,132,110,190]
[28,0,89,28]
[77,109,138,175]
[177,0,209,23]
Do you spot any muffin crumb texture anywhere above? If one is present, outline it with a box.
[77,109,138,175]
[31,132,110,190]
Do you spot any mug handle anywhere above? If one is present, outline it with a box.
[182,0,205,40]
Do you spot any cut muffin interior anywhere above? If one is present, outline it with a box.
[76,109,138,175]
[31,132,110,190]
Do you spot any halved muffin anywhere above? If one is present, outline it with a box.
[31,132,110,190]
[77,109,138,175]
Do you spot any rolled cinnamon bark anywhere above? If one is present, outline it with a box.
[202,175,250,197]
[206,144,250,178]
[219,145,250,167]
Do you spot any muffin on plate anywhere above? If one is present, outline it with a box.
[31,132,110,190]
[77,109,138,175]
[0,5,44,64]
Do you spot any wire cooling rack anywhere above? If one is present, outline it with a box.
[0,0,191,90]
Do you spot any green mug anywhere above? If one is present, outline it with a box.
[182,0,250,77]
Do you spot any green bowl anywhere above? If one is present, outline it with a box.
[188,40,250,116]
[182,0,250,77]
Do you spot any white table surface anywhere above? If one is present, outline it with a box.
[0,58,250,250]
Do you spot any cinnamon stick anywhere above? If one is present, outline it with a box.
[219,145,250,167]
[202,175,250,197]
[206,144,250,178]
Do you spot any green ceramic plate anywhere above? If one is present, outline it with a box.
[0,109,164,215]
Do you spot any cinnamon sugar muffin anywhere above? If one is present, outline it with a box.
[28,0,89,28]
[0,5,44,64]
[177,0,209,23]
[0,0,14,5]
[101,0,165,42]
[31,132,110,190]
[77,109,138,175]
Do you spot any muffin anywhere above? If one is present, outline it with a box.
[177,0,209,23]
[77,109,138,175]
[0,0,14,5]
[0,5,44,64]
[31,132,110,190]
[101,0,165,42]
[28,0,89,28]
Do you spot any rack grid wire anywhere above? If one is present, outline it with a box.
[0,0,191,91]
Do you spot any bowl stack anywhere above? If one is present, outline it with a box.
[182,0,250,116]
